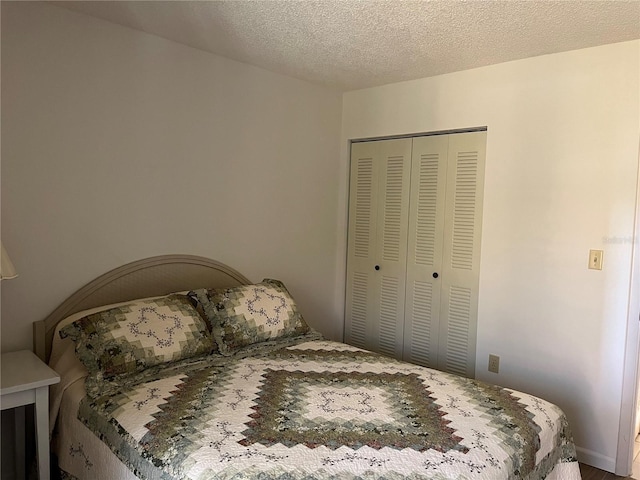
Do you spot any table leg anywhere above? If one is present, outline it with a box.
[14,406,25,480]
[34,386,50,480]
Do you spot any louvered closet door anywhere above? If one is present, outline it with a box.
[345,139,412,358]
[437,131,486,377]
[403,135,449,368]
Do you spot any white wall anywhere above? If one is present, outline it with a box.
[1,2,344,354]
[340,41,640,471]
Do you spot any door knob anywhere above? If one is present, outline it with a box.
[375,265,380,271]
[432,272,439,278]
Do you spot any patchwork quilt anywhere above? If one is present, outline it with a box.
[76,335,581,479]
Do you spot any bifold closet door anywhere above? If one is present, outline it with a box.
[402,135,449,368]
[403,131,486,377]
[345,139,412,358]
[437,131,485,377]
[345,131,486,378]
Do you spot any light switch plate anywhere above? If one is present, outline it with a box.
[589,249,603,270]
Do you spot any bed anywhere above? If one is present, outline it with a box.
[35,255,582,480]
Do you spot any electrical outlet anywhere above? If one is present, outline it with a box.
[488,354,500,374]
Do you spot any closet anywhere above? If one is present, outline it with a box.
[344,130,486,378]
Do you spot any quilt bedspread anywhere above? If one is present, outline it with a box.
[78,336,580,479]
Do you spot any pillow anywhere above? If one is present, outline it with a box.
[59,294,215,381]
[190,279,310,355]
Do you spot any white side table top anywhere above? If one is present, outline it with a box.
[1,350,60,396]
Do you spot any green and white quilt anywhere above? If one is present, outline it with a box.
[75,335,580,479]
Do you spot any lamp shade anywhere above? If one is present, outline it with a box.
[1,243,18,280]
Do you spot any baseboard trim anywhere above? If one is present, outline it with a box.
[576,446,616,473]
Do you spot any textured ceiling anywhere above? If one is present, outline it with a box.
[53,0,640,91]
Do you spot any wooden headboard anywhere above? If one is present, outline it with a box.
[34,254,252,362]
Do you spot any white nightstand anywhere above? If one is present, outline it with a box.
[1,350,60,480]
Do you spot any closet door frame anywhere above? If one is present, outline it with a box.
[345,127,487,377]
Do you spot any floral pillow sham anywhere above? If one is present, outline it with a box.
[189,279,310,355]
[59,295,215,384]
